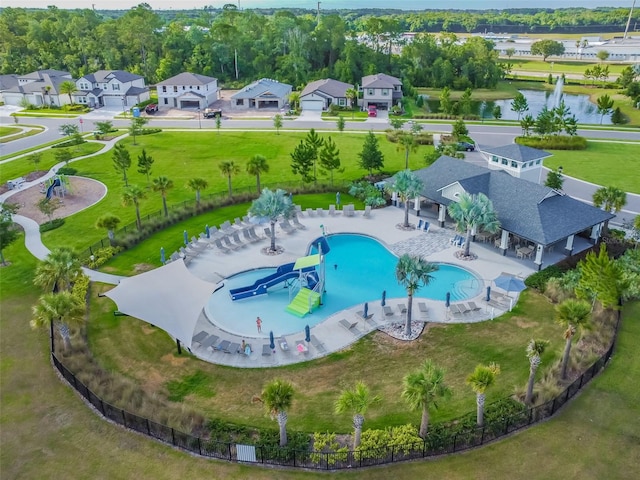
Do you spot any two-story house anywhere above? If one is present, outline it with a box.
[360,73,403,111]
[74,70,150,109]
[156,72,219,110]
[2,70,73,107]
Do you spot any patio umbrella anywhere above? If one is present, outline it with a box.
[363,302,369,319]
[305,325,311,342]
[486,286,491,302]
[205,224,210,238]
[183,230,188,245]
[160,247,165,264]
[381,290,386,307]
[336,191,341,207]
[269,331,275,350]
[494,274,526,295]
[445,292,450,308]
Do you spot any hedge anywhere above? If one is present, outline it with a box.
[515,135,587,150]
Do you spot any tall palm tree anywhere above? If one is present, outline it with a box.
[256,379,295,446]
[396,254,438,337]
[59,80,77,105]
[246,154,270,194]
[447,192,500,258]
[33,247,82,293]
[219,160,240,198]
[397,132,418,169]
[288,91,301,111]
[593,186,627,237]
[466,363,501,427]
[402,360,452,438]
[345,87,358,118]
[525,339,549,404]
[334,381,380,450]
[152,176,174,217]
[122,185,147,230]
[556,299,591,380]
[31,291,84,351]
[248,188,294,253]
[186,178,208,207]
[387,169,423,228]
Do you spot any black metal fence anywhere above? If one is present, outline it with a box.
[51,320,619,470]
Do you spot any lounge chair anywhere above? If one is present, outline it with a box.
[279,220,296,234]
[264,227,272,238]
[296,340,309,354]
[339,319,361,336]
[294,204,302,214]
[310,335,326,354]
[383,305,394,316]
[306,208,315,217]
[316,208,325,217]
[450,304,465,316]
[279,336,290,352]
[231,232,246,248]
[223,235,242,251]
[467,301,481,311]
[248,227,262,241]
[417,219,424,230]
[363,205,371,218]
[418,302,429,316]
[355,310,373,320]
[455,303,471,314]
[240,343,252,356]
[291,214,306,229]
[192,330,208,347]
[201,335,220,351]
[262,344,272,356]
[242,228,257,244]
[213,238,231,254]
[328,204,337,216]
[220,220,235,234]
[423,221,430,232]
[226,342,240,354]
[397,303,408,314]
[215,340,230,352]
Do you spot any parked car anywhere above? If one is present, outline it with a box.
[456,141,475,152]
[203,108,222,118]
[145,104,158,114]
[367,105,377,117]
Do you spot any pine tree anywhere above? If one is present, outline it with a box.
[358,131,384,177]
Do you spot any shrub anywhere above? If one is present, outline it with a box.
[524,265,563,291]
[139,128,162,136]
[71,273,90,303]
[515,135,587,150]
[86,246,122,268]
[310,432,349,465]
[52,137,86,148]
[39,218,65,232]
[56,167,77,175]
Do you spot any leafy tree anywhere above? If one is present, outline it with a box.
[396,132,418,169]
[466,363,500,427]
[122,185,146,230]
[555,299,591,380]
[290,140,315,184]
[288,91,300,111]
[186,178,208,207]
[54,148,72,166]
[37,198,61,225]
[345,88,358,117]
[29,152,42,171]
[505,47,515,59]
[273,113,283,134]
[136,149,154,185]
[129,117,148,145]
[152,175,174,217]
[112,143,132,186]
[248,188,294,253]
[525,339,549,405]
[593,186,627,237]
[95,121,113,137]
[0,203,20,265]
[596,94,614,124]
[596,50,610,62]
[95,214,121,241]
[451,118,468,139]
[336,115,346,133]
[577,245,628,310]
[318,137,341,186]
[520,114,535,136]
[334,381,380,449]
[545,168,564,190]
[59,123,79,139]
[447,192,500,258]
[358,131,384,177]
[402,360,452,438]
[395,254,438,337]
[246,154,269,194]
[31,291,84,351]
[389,117,406,130]
[256,379,295,447]
[33,247,81,293]
[492,105,502,120]
[510,92,529,121]
[439,86,452,114]
[611,107,625,125]
[530,40,565,62]
[59,80,77,104]
[459,88,472,115]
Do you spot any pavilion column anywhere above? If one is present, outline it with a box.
[414,196,421,216]
[392,191,398,207]
[500,229,509,256]
[590,223,603,244]
[438,204,446,227]
[534,244,544,271]
[564,234,575,256]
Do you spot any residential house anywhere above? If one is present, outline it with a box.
[74,70,150,109]
[479,144,553,184]
[2,70,73,107]
[0,74,19,104]
[156,72,219,110]
[360,73,403,110]
[231,78,292,110]
[299,78,354,111]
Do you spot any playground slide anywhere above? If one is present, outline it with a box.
[229,262,316,301]
[45,178,61,200]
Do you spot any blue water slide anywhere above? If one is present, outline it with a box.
[46,178,61,200]
[309,236,330,255]
[229,262,315,301]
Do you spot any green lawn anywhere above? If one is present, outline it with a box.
[502,59,627,75]
[544,141,640,194]
[0,126,21,137]
[1,234,638,479]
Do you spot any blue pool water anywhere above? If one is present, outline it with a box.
[205,234,481,338]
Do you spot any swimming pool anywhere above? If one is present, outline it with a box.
[205,234,482,337]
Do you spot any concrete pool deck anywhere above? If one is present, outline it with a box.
[185,206,537,368]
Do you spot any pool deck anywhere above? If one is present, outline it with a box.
[185,206,537,368]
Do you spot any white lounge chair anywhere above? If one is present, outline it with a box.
[363,205,371,218]
[310,335,327,354]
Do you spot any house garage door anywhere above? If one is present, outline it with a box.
[180,100,200,109]
[301,100,323,111]
[103,96,122,107]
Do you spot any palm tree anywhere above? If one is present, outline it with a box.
[186,178,208,207]
[466,363,501,427]
[256,379,295,446]
[556,299,591,380]
[219,160,240,198]
[345,87,358,118]
[334,381,380,449]
[288,91,301,111]
[59,80,77,105]
[122,185,147,230]
[593,186,627,237]
[152,176,174,217]
[525,339,549,404]
[397,132,418,169]
[248,188,295,253]
[33,247,82,293]
[447,192,500,258]
[31,291,84,351]
[402,360,452,438]
[396,254,438,337]
[387,169,423,228]
[246,154,270,194]
[95,214,121,242]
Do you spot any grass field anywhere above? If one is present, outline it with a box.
[0,126,21,137]
[1,235,638,479]
[501,59,627,75]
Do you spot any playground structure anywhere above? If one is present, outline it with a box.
[229,237,329,318]
[42,175,70,200]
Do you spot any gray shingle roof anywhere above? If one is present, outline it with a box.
[157,72,217,86]
[125,86,149,96]
[300,78,353,98]
[479,144,552,163]
[361,73,402,88]
[414,156,614,245]
[19,69,70,81]
[84,70,144,84]
[231,78,292,100]
[5,73,71,95]
[0,74,19,90]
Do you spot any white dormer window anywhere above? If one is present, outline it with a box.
[112,84,120,91]
[511,161,518,168]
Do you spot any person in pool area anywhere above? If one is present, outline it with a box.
[256,316,262,333]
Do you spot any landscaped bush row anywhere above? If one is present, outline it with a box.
[52,137,86,148]
[515,135,587,150]
[413,114,480,121]
[138,128,162,136]
[384,129,434,145]
[39,218,64,233]
[524,265,564,291]
[56,167,78,176]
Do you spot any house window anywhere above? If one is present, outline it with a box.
[197,86,200,90]
[112,84,120,91]
[501,158,508,165]
[338,98,345,106]
[511,161,518,168]
[492,155,498,163]
[173,86,178,93]
[236,99,244,106]
[103,84,107,90]
[163,98,168,105]
[162,86,167,93]
[182,86,186,90]
[382,89,389,96]
[536,159,541,165]
[367,89,374,95]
